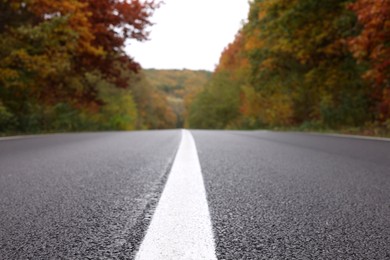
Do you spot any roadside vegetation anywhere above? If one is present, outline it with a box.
[144,69,211,128]
[0,0,176,135]
[189,0,390,137]
[1,0,389,137]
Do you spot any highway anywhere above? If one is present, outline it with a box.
[1,130,389,259]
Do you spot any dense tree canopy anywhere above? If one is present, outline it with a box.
[189,0,389,133]
[2,0,389,134]
[0,0,177,133]
[348,0,390,120]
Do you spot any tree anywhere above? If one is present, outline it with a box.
[243,0,370,128]
[189,0,374,130]
[348,0,390,121]
[82,0,159,88]
[0,0,160,132]
[189,71,241,129]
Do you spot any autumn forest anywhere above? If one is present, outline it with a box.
[189,0,390,135]
[1,0,389,135]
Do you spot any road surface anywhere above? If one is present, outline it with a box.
[1,130,389,259]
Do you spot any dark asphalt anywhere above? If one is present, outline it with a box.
[0,131,180,259]
[1,130,390,259]
[192,130,390,260]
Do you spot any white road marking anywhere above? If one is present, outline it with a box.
[135,129,217,260]
[0,133,61,141]
[0,135,36,141]
[307,132,390,142]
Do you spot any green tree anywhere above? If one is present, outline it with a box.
[189,72,241,129]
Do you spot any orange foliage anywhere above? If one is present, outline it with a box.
[216,31,248,76]
[349,0,390,120]
[29,0,102,56]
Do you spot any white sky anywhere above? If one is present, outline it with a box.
[126,0,250,71]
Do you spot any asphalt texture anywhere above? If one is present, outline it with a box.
[192,130,390,260]
[1,130,390,259]
[0,131,180,259]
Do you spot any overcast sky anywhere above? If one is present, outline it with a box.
[126,0,250,71]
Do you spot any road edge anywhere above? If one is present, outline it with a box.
[305,132,390,142]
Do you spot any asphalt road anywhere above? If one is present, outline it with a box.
[0,131,181,259]
[193,130,390,260]
[1,130,390,259]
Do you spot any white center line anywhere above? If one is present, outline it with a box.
[135,129,217,260]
